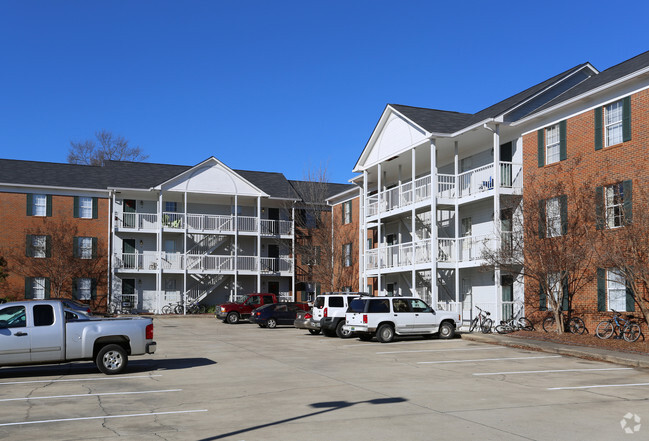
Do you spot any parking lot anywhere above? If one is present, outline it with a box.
[1,317,648,440]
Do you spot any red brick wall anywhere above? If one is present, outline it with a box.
[0,191,109,309]
[523,88,649,330]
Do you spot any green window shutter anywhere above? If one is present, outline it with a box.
[92,197,98,219]
[72,278,79,300]
[538,199,546,238]
[44,278,51,299]
[594,107,603,150]
[622,96,631,142]
[597,268,606,311]
[45,235,51,258]
[595,186,604,230]
[559,120,567,161]
[25,277,33,299]
[73,237,79,258]
[537,129,545,167]
[559,195,568,235]
[341,201,345,224]
[26,235,32,257]
[623,180,632,224]
[539,283,547,311]
[73,196,79,218]
[92,237,98,259]
[26,194,33,216]
[626,283,635,312]
[91,278,97,300]
[46,195,52,217]
[561,273,569,311]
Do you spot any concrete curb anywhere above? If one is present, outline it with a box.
[461,332,649,369]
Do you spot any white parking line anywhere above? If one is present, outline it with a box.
[0,409,208,427]
[548,382,649,390]
[0,389,181,402]
[377,347,500,355]
[474,367,633,376]
[418,355,562,364]
[0,375,162,386]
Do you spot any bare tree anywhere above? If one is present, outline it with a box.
[0,256,7,283]
[68,130,148,166]
[1,219,108,310]
[482,166,596,333]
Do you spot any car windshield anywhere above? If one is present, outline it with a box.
[347,299,366,313]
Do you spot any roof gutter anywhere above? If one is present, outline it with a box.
[0,182,110,193]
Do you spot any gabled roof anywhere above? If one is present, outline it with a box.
[0,158,112,190]
[389,105,472,134]
[289,180,356,204]
[525,49,649,117]
[103,160,191,188]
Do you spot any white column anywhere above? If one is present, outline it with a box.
[183,191,188,315]
[493,124,502,321]
[363,170,368,293]
[257,197,261,293]
[291,205,295,301]
[430,139,438,306]
[454,141,460,313]
[157,191,163,312]
[411,147,416,296]
[234,195,239,300]
[377,163,382,295]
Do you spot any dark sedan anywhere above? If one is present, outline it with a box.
[251,302,310,328]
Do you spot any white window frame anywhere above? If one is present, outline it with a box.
[343,201,352,224]
[545,124,561,165]
[547,272,561,310]
[605,183,624,229]
[32,235,47,258]
[607,269,627,311]
[33,194,47,217]
[343,243,352,267]
[605,100,623,147]
[32,277,46,299]
[78,237,93,259]
[546,197,562,237]
[79,196,93,219]
[77,278,92,301]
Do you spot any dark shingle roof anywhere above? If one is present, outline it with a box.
[289,180,356,204]
[528,50,649,116]
[0,159,112,189]
[236,170,301,199]
[103,160,191,188]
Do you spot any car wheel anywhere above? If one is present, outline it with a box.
[226,312,240,324]
[377,324,395,343]
[335,320,352,339]
[96,344,128,375]
[266,318,277,329]
[308,329,320,335]
[438,321,455,339]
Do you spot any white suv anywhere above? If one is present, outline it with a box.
[313,292,367,338]
[342,297,461,343]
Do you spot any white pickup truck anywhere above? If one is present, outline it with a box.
[0,300,156,374]
[342,296,461,343]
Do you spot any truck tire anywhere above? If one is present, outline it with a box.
[377,324,395,343]
[96,344,128,375]
[266,318,277,329]
[438,321,455,339]
[335,320,352,339]
[226,312,240,324]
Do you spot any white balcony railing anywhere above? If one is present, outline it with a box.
[364,162,522,218]
[118,213,158,230]
[115,253,292,274]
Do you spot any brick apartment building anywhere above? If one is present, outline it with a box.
[326,186,362,293]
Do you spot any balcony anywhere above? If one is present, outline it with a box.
[115,211,292,236]
[365,234,497,270]
[114,252,293,274]
[365,162,522,218]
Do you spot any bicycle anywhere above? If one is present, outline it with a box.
[164,298,206,314]
[469,306,493,333]
[542,314,587,334]
[494,316,534,334]
[595,310,643,342]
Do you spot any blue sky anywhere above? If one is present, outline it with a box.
[1,1,648,184]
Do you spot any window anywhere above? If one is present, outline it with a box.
[329,297,344,308]
[79,197,93,219]
[605,100,623,147]
[33,305,54,326]
[605,183,624,228]
[607,269,627,311]
[546,272,561,310]
[33,194,47,216]
[0,305,26,328]
[30,235,48,258]
[165,201,177,212]
[343,243,352,267]
[75,278,93,300]
[342,201,352,224]
[545,124,561,165]
[31,277,47,299]
[77,237,93,259]
[546,197,561,237]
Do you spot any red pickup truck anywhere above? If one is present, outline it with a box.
[217,293,278,324]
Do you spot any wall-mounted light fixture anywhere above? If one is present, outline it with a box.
[139,240,144,247]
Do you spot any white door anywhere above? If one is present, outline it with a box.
[0,304,31,364]
[461,217,472,260]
